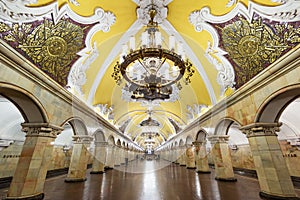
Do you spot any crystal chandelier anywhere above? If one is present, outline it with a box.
[111,5,194,101]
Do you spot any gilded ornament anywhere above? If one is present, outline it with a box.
[220,17,300,87]
[0,18,86,86]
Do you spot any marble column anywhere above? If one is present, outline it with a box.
[185,145,196,169]
[65,135,93,182]
[241,123,299,200]
[114,147,121,167]
[175,149,180,164]
[208,135,236,181]
[179,147,186,166]
[119,148,125,165]
[90,142,107,174]
[5,123,62,200]
[124,148,129,165]
[105,145,115,169]
[193,141,211,173]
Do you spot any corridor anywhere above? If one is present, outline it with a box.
[0,158,278,200]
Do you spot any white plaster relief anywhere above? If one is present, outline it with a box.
[136,0,169,24]
[69,42,99,96]
[186,104,207,123]
[205,41,235,94]
[189,1,300,94]
[68,0,80,6]
[95,104,114,121]
[0,1,116,101]
[160,20,217,104]
[271,0,287,3]
[226,0,237,8]
[0,1,116,29]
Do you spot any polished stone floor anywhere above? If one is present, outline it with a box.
[1,159,300,200]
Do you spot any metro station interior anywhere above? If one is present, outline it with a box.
[0,0,300,199]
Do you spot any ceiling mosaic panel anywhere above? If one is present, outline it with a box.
[211,15,300,88]
[0,17,93,86]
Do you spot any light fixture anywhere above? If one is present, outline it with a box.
[111,4,194,101]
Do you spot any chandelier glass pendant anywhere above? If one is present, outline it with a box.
[111,6,195,101]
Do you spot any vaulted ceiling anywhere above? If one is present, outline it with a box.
[0,0,299,149]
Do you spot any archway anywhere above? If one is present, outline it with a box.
[0,83,48,123]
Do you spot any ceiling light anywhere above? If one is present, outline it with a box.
[111,5,194,101]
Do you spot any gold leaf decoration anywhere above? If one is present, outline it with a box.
[0,22,10,32]
[221,17,300,88]
[0,18,86,86]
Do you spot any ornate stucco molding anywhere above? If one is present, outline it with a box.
[69,42,99,96]
[189,0,300,93]
[0,1,116,94]
[0,1,116,30]
[136,0,169,24]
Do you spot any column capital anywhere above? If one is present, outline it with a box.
[207,135,229,144]
[72,135,93,144]
[240,122,282,138]
[21,123,63,138]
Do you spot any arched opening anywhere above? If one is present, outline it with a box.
[50,122,74,170]
[256,85,300,178]
[0,84,48,123]
[94,129,106,142]
[195,129,207,142]
[256,85,300,123]
[185,136,193,146]
[108,136,115,145]
[213,118,253,170]
[277,97,300,177]
[0,85,48,181]
[66,118,88,136]
[179,139,184,147]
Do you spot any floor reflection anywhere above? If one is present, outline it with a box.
[0,159,272,200]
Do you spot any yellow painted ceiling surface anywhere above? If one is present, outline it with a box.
[27,0,285,149]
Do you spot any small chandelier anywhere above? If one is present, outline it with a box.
[111,6,194,101]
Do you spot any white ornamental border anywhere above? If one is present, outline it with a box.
[189,0,300,93]
[0,0,116,98]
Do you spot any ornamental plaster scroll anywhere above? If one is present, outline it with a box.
[0,0,116,98]
[69,42,99,96]
[68,0,80,6]
[189,11,235,94]
[226,0,237,8]
[0,1,116,29]
[226,0,287,8]
[189,0,300,93]
[186,104,207,123]
[95,104,114,121]
[205,41,235,94]
[135,0,172,24]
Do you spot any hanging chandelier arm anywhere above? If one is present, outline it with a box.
[137,58,151,75]
[156,57,166,74]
